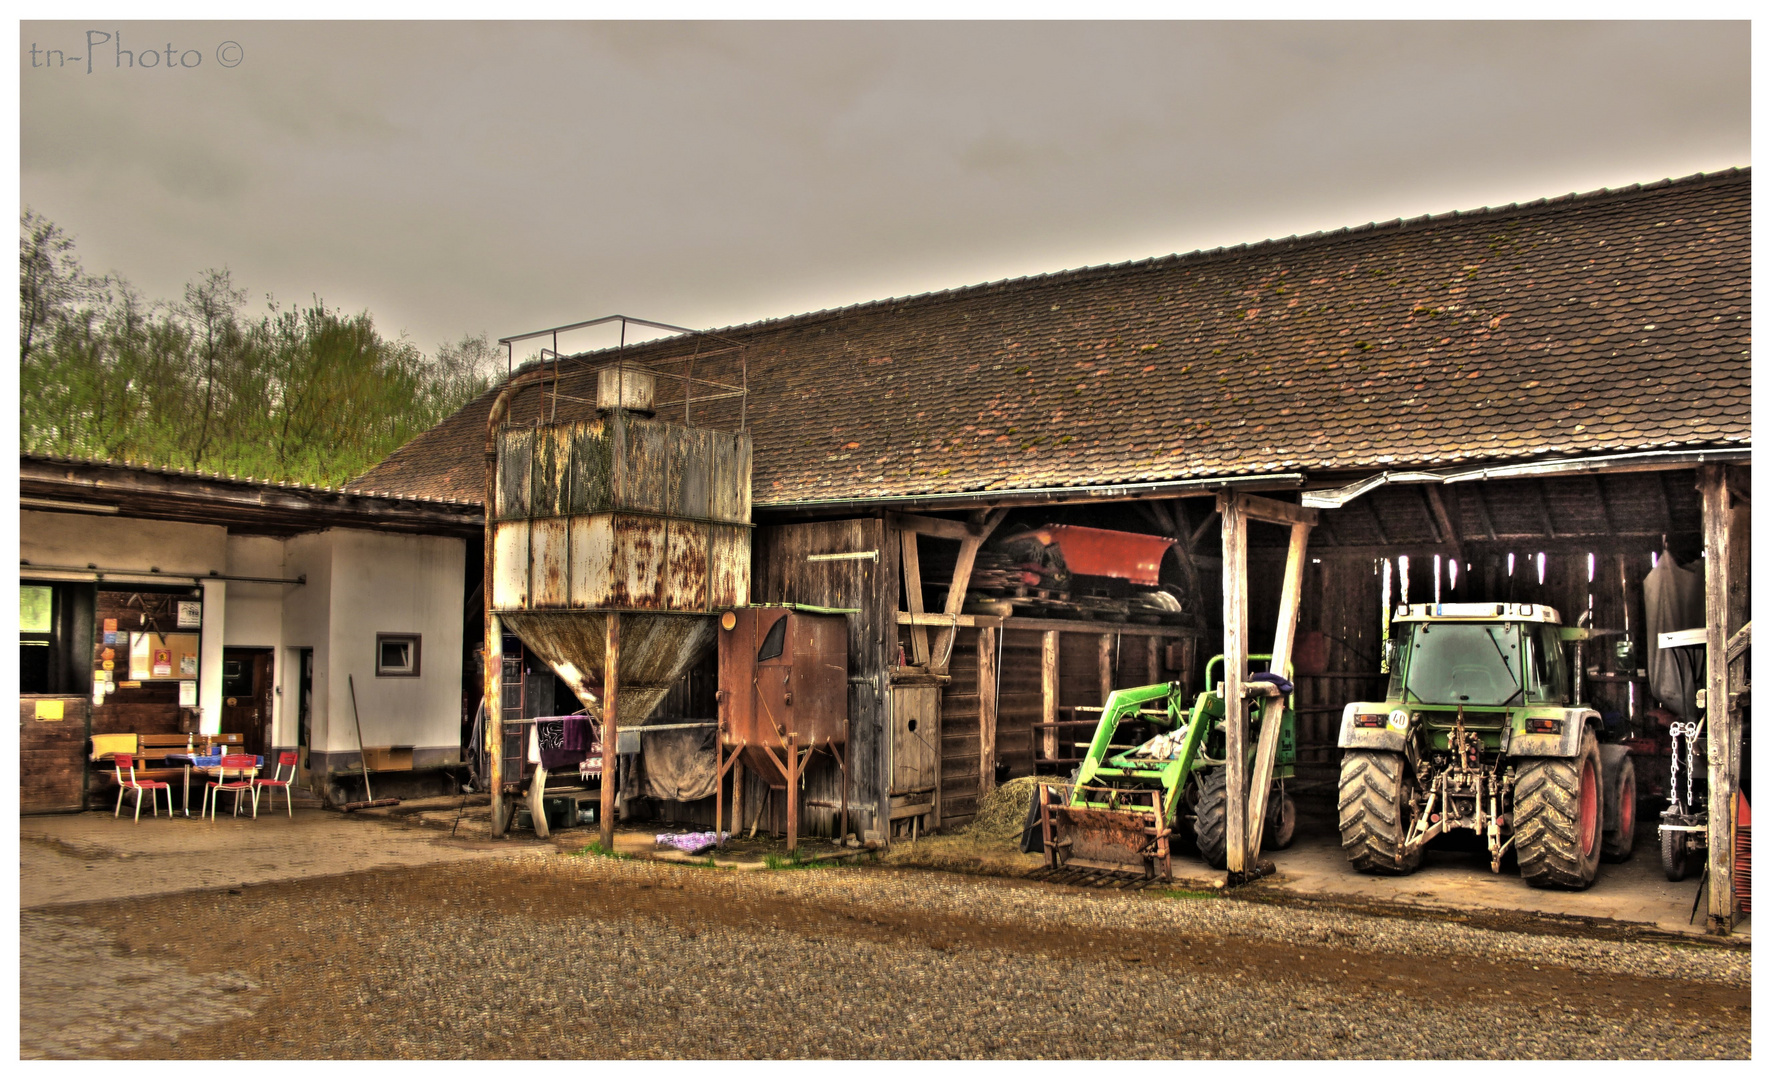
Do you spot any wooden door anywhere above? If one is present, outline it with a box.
[222,648,274,758]
[890,684,940,795]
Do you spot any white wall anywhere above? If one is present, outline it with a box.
[280,532,335,751]
[321,530,465,755]
[20,510,225,576]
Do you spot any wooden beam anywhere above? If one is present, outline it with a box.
[896,611,1003,629]
[978,626,998,797]
[1590,475,1615,535]
[1234,492,1319,528]
[1097,634,1115,705]
[900,530,931,666]
[1189,509,1220,548]
[888,512,972,542]
[600,612,620,850]
[931,507,1008,673]
[1218,491,1250,874]
[1245,519,1311,863]
[1423,485,1464,565]
[1534,479,1558,539]
[1469,484,1499,541]
[486,613,505,838]
[999,616,1203,638]
[1699,466,1736,934]
[1040,630,1061,763]
[1362,496,1390,545]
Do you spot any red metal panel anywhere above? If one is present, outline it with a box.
[1027,525,1174,586]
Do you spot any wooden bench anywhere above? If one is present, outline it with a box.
[93,733,247,788]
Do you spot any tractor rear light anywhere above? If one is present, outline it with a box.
[1525,718,1561,735]
[1354,713,1386,728]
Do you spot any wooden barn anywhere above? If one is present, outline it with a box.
[352,168,1751,931]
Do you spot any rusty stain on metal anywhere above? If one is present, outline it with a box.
[488,393,752,733]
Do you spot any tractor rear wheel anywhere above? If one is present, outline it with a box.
[1337,750,1420,874]
[1514,727,1603,890]
[1600,747,1637,863]
[1193,768,1228,870]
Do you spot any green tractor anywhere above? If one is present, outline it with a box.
[1039,654,1298,879]
[1337,602,1636,890]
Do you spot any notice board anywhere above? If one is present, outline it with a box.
[129,631,200,682]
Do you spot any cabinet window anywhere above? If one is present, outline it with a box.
[20,581,94,695]
[376,633,422,677]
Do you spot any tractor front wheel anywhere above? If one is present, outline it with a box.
[1661,824,1691,881]
[1193,768,1229,870]
[1514,727,1603,890]
[1600,747,1638,863]
[1337,750,1421,874]
[1268,789,1297,850]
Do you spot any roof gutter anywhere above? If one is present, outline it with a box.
[763,471,1305,515]
[1301,447,1752,509]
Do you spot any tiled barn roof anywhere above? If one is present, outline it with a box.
[353,168,1750,509]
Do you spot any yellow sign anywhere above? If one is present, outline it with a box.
[102,660,115,671]
[34,700,65,721]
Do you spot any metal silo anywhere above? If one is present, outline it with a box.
[483,318,750,844]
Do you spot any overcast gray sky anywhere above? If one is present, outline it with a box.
[19,20,1751,361]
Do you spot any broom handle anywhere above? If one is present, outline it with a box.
[349,675,374,803]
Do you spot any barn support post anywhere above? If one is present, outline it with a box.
[1245,518,1313,861]
[600,612,621,850]
[485,612,505,838]
[978,625,998,796]
[1699,466,1737,934]
[1041,630,1061,762]
[1219,491,1249,874]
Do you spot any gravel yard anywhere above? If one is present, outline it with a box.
[21,840,1750,1059]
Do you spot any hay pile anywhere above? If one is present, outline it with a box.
[965,775,1066,842]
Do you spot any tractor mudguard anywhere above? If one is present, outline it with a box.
[1509,710,1600,757]
[1338,701,1410,753]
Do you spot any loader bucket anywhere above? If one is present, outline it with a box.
[1041,787,1172,879]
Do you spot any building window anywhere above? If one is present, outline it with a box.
[376,633,422,677]
[19,580,95,696]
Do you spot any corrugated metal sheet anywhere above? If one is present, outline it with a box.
[492,411,753,729]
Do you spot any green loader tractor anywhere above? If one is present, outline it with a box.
[1040,654,1298,879]
[1337,602,1637,890]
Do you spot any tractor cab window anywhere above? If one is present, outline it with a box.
[1400,621,1524,707]
[1525,624,1570,705]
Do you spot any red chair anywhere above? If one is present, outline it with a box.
[253,752,299,817]
[111,753,173,821]
[203,754,259,820]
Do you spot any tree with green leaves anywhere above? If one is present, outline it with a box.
[18,209,502,488]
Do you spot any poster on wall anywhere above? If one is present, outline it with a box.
[178,681,198,707]
[152,649,173,677]
[177,601,202,629]
[180,655,198,676]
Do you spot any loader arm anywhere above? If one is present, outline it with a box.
[1070,682,1207,823]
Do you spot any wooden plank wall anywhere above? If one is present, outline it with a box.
[937,627,981,827]
[20,698,90,813]
[996,629,1044,781]
[747,517,896,840]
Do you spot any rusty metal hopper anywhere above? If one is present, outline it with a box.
[499,610,716,728]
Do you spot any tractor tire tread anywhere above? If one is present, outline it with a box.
[1337,750,1419,875]
[1193,768,1228,870]
[1514,729,1601,890]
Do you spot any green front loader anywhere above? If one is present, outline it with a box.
[1039,654,1298,879]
